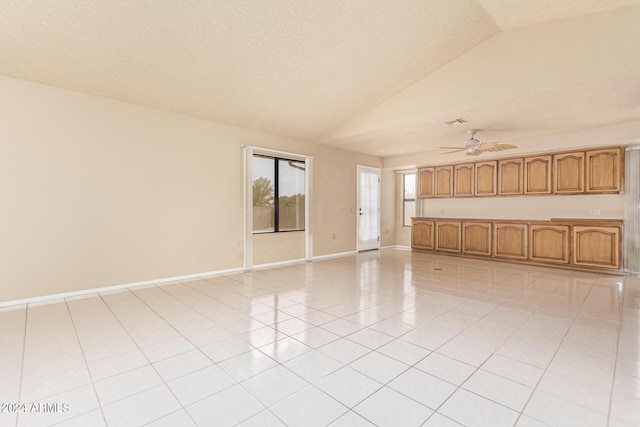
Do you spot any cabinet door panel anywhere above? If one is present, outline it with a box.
[573,226,620,268]
[554,152,584,193]
[462,222,492,256]
[524,156,552,194]
[529,225,570,263]
[493,223,528,259]
[417,167,435,198]
[435,166,454,198]
[475,161,497,196]
[498,159,524,195]
[586,148,623,193]
[412,220,435,250]
[454,164,474,197]
[436,221,461,252]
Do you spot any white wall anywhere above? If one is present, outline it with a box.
[419,194,624,220]
[0,75,381,302]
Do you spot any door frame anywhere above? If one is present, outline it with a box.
[356,165,381,252]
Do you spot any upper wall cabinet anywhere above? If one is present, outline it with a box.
[454,164,474,197]
[524,155,552,195]
[498,158,524,195]
[435,165,454,198]
[417,167,435,198]
[586,148,624,193]
[416,146,624,199]
[553,152,584,194]
[475,161,497,196]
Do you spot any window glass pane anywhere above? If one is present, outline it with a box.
[253,156,274,232]
[404,173,416,199]
[278,159,305,231]
[404,201,415,226]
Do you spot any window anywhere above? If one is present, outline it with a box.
[403,173,416,226]
[253,155,305,232]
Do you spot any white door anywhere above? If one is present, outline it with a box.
[357,165,381,251]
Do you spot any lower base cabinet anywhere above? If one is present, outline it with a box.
[529,224,570,264]
[412,220,435,250]
[493,223,528,259]
[462,222,492,256]
[436,221,461,252]
[573,226,620,269]
[412,217,622,273]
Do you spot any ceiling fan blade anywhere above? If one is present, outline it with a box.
[483,144,518,152]
[440,149,467,154]
[475,141,498,150]
[439,146,467,150]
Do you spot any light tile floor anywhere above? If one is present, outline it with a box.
[1,249,639,427]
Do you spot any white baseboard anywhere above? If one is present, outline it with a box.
[251,258,307,270]
[312,250,357,261]
[0,267,248,309]
[0,249,371,308]
[381,245,411,250]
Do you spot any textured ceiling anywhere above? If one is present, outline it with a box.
[1,0,639,157]
[325,68,640,157]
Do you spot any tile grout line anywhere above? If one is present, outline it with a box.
[513,277,600,427]
[97,291,203,427]
[605,274,627,427]
[127,285,305,426]
[15,304,28,427]
[62,299,109,426]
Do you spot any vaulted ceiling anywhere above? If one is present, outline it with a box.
[1,1,639,157]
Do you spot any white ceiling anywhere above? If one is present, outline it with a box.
[1,0,639,157]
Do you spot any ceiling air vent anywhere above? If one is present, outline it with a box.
[443,118,466,126]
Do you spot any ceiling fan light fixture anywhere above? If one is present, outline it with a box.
[439,129,518,156]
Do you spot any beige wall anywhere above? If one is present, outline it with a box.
[380,168,396,247]
[0,76,381,302]
[312,145,382,256]
[253,232,305,265]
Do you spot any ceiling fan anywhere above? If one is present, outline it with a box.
[440,130,517,156]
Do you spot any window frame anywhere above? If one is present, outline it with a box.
[252,154,305,234]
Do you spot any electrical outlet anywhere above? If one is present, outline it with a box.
[590,208,601,216]
[440,208,445,214]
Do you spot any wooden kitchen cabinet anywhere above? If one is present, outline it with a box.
[524,155,552,195]
[411,217,623,274]
[412,219,435,250]
[436,221,461,252]
[529,224,570,264]
[586,148,623,193]
[417,167,435,198]
[454,164,474,197]
[498,158,524,195]
[462,222,492,256]
[435,166,454,198]
[493,223,528,259]
[475,161,497,196]
[573,226,620,269]
[554,152,584,194]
